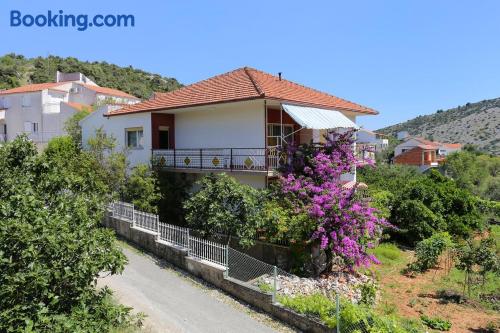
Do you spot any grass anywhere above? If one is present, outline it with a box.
[363,243,408,280]
[370,243,404,264]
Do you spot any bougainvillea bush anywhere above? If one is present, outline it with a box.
[276,130,390,269]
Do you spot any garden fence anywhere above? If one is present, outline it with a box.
[109,201,401,333]
[158,222,189,248]
[109,201,292,301]
[188,236,228,267]
[134,210,158,232]
[112,201,134,222]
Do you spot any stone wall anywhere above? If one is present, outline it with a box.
[104,213,334,333]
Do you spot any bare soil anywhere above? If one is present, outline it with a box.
[373,251,499,333]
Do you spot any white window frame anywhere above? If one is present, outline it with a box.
[125,127,144,149]
[267,123,294,147]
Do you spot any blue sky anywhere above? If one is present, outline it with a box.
[1,1,499,129]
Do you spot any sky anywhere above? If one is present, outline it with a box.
[1,0,500,129]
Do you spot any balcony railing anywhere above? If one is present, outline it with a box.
[152,147,285,172]
[355,144,376,163]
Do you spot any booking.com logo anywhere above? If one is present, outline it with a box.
[10,10,135,31]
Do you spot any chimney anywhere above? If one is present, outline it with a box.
[278,72,282,81]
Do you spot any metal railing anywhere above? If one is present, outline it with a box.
[134,210,158,232]
[159,222,189,248]
[355,144,376,163]
[112,201,134,222]
[188,235,228,267]
[152,147,285,172]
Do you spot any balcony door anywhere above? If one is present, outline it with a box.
[158,126,169,149]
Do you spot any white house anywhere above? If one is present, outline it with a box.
[0,72,140,148]
[80,67,379,188]
[355,129,390,162]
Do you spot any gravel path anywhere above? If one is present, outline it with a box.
[98,244,295,333]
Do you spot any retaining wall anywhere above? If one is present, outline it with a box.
[104,213,334,333]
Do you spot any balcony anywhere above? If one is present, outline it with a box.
[355,144,376,164]
[152,148,285,174]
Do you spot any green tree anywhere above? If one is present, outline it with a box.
[0,53,183,99]
[391,170,483,245]
[64,108,91,146]
[86,128,128,198]
[184,173,263,246]
[123,164,161,214]
[443,151,500,201]
[0,136,140,332]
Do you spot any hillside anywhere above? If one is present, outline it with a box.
[0,53,182,99]
[378,98,500,155]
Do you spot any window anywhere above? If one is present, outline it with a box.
[267,123,294,147]
[126,127,144,149]
[24,121,32,132]
[22,95,31,107]
[0,97,9,109]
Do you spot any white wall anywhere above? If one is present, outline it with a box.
[174,100,265,148]
[356,130,376,143]
[4,91,43,141]
[81,107,152,168]
[68,83,97,105]
[394,138,421,156]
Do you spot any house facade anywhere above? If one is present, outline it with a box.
[394,137,462,171]
[0,72,140,147]
[81,67,379,188]
[355,129,390,162]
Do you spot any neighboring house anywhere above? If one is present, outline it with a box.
[0,72,140,147]
[393,137,462,171]
[356,129,390,162]
[81,67,379,188]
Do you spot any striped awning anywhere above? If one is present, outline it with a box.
[282,104,359,130]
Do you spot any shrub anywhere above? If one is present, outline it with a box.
[259,198,315,244]
[277,130,390,268]
[278,293,422,332]
[184,173,263,246]
[404,232,453,273]
[359,282,378,306]
[420,315,452,331]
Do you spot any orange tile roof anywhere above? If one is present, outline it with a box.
[108,67,378,116]
[410,137,461,149]
[63,102,93,112]
[442,143,462,149]
[77,83,138,99]
[0,82,66,95]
